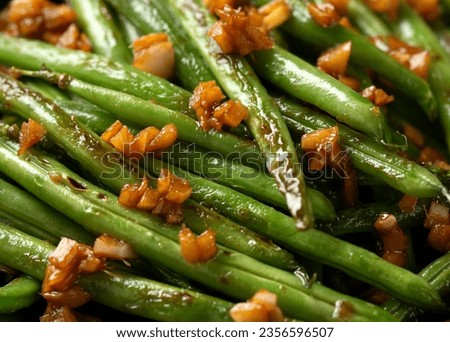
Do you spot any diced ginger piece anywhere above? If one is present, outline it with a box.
[42,285,92,308]
[398,194,418,213]
[93,234,138,259]
[427,224,450,253]
[42,3,76,31]
[18,118,46,156]
[317,41,352,78]
[307,2,341,28]
[146,123,178,152]
[7,0,46,22]
[213,100,248,128]
[118,177,149,208]
[360,86,394,106]
[402,123,425,147]
[424,201,450,229]
[133,33,175,79]
[179,225,203,263]
[374,214,408,267]
[229,302,269,322]
[364,0,399,19]
[208,6,273,56]
[258,0,291,31]
[179,226,218,263]
[407,0,440,21]
[326,0,349,15]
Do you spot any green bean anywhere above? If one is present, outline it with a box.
[105,0,216,91]
[162,141,336,220]
[68,0,132,64]
[23,78,69,102]
[25,77,119,135]
[383,253,450,321]
[18,69,262,167]
[387,101,449,160]
[167,0,314,231]
[315,199,430,237]
[148,157,443,311]
[276,97,445,198]
[114,12,142,46]
[250,46,389,141]
[0,177,94,245]
[434,26,450,56]
[0,34,192,114]
[0,138,395,322]
[0,209,58,244]
[0,275,41,314]
[347,0,391,37]
[381,3,450,154]
[0,223,234,322]
[250,0,437,119]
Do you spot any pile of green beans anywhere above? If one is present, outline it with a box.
[0,0,449,322]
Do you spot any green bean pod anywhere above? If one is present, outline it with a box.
[18,69,262,167]
[0,138,395,322]
[163,141,336,220]
[68,0,132,64]
[0,208,58,244]
[372,3,450,154]
[0,275,41,314]
[315,199,430,237]
[24,78,125,135]
[251,0,437,119]
[167,0,314,230]
[0,177,94,245]
[0,223,234,321]
[105,0,216,91]
[347,0,391,37]
[276,97,445,198]
[250,46,388,141]
[383,253,450,321]
[0,34,192,114]
[114,12,142,46]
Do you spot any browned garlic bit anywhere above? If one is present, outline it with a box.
[132,33,175,79]
[178,224,218,263]
[229,289,284,322]
[189,80,248,131]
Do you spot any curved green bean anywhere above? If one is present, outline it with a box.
[0,275,41,314]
